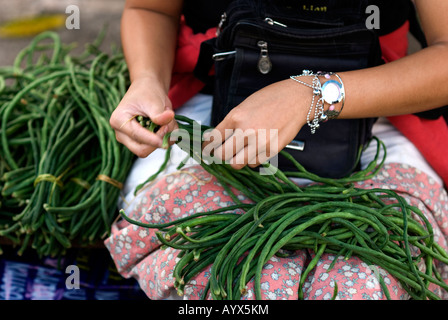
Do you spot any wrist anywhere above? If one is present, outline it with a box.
[289,70,345,134]
[130,73,169,93]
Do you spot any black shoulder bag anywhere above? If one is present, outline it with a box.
[194,0,384,178]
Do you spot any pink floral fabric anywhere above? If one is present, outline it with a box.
[104,163,448,300]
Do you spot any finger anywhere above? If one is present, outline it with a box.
[252,128,279,163]
[214,129,250,162]
[201,126,233,151]
[202,107,239,148]
[247,150,271,169]
[127,119,165,147]
[156,120,179,148]
[147,95,175,127]
[115,131,158,158]
[201,128,220,163]
[231,128,279,169]
[230,137,264,170]
[150,109,175,126]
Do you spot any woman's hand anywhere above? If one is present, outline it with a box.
[109,77,177,158]
[110,0,183,158]
[203,79,310,170]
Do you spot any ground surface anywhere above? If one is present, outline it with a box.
[0,0,124,67]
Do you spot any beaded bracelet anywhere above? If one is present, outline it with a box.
[290,70,345,134]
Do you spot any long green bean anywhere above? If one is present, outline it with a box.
[118,111,448,301]
[0,31,135,257]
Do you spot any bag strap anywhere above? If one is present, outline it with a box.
[193,38,217,86]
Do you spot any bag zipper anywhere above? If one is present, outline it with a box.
[215,11,374,73]
[216,12,227,36]
[264,17,288,28]
[220,17,367,50]
[212,50,236,61]
[257,41,272,74]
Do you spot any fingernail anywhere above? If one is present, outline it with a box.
[203,132,212,140]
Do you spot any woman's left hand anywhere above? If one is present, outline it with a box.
[202,79,311,170]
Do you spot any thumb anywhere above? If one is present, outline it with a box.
[151,109,175,126]
[151,96,175,125]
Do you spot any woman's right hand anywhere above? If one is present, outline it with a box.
[109,77,177,158]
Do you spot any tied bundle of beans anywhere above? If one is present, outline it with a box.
[120,115,448,300]
[0,31,134,257]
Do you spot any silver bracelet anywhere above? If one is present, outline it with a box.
[290,70,345,134]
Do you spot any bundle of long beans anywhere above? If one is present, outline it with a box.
[122,115,448,300]
[0,31,134,257]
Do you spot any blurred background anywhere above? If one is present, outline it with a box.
[0,0,124,66]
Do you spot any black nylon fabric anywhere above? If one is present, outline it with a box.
[197,0,382,178]
[185,0,447,123]
[183,0,410,36]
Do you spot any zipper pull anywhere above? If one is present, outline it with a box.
[264,17,287,28]
[212,50,236,61]
[216,12,227,36]
[257,41,272,74]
